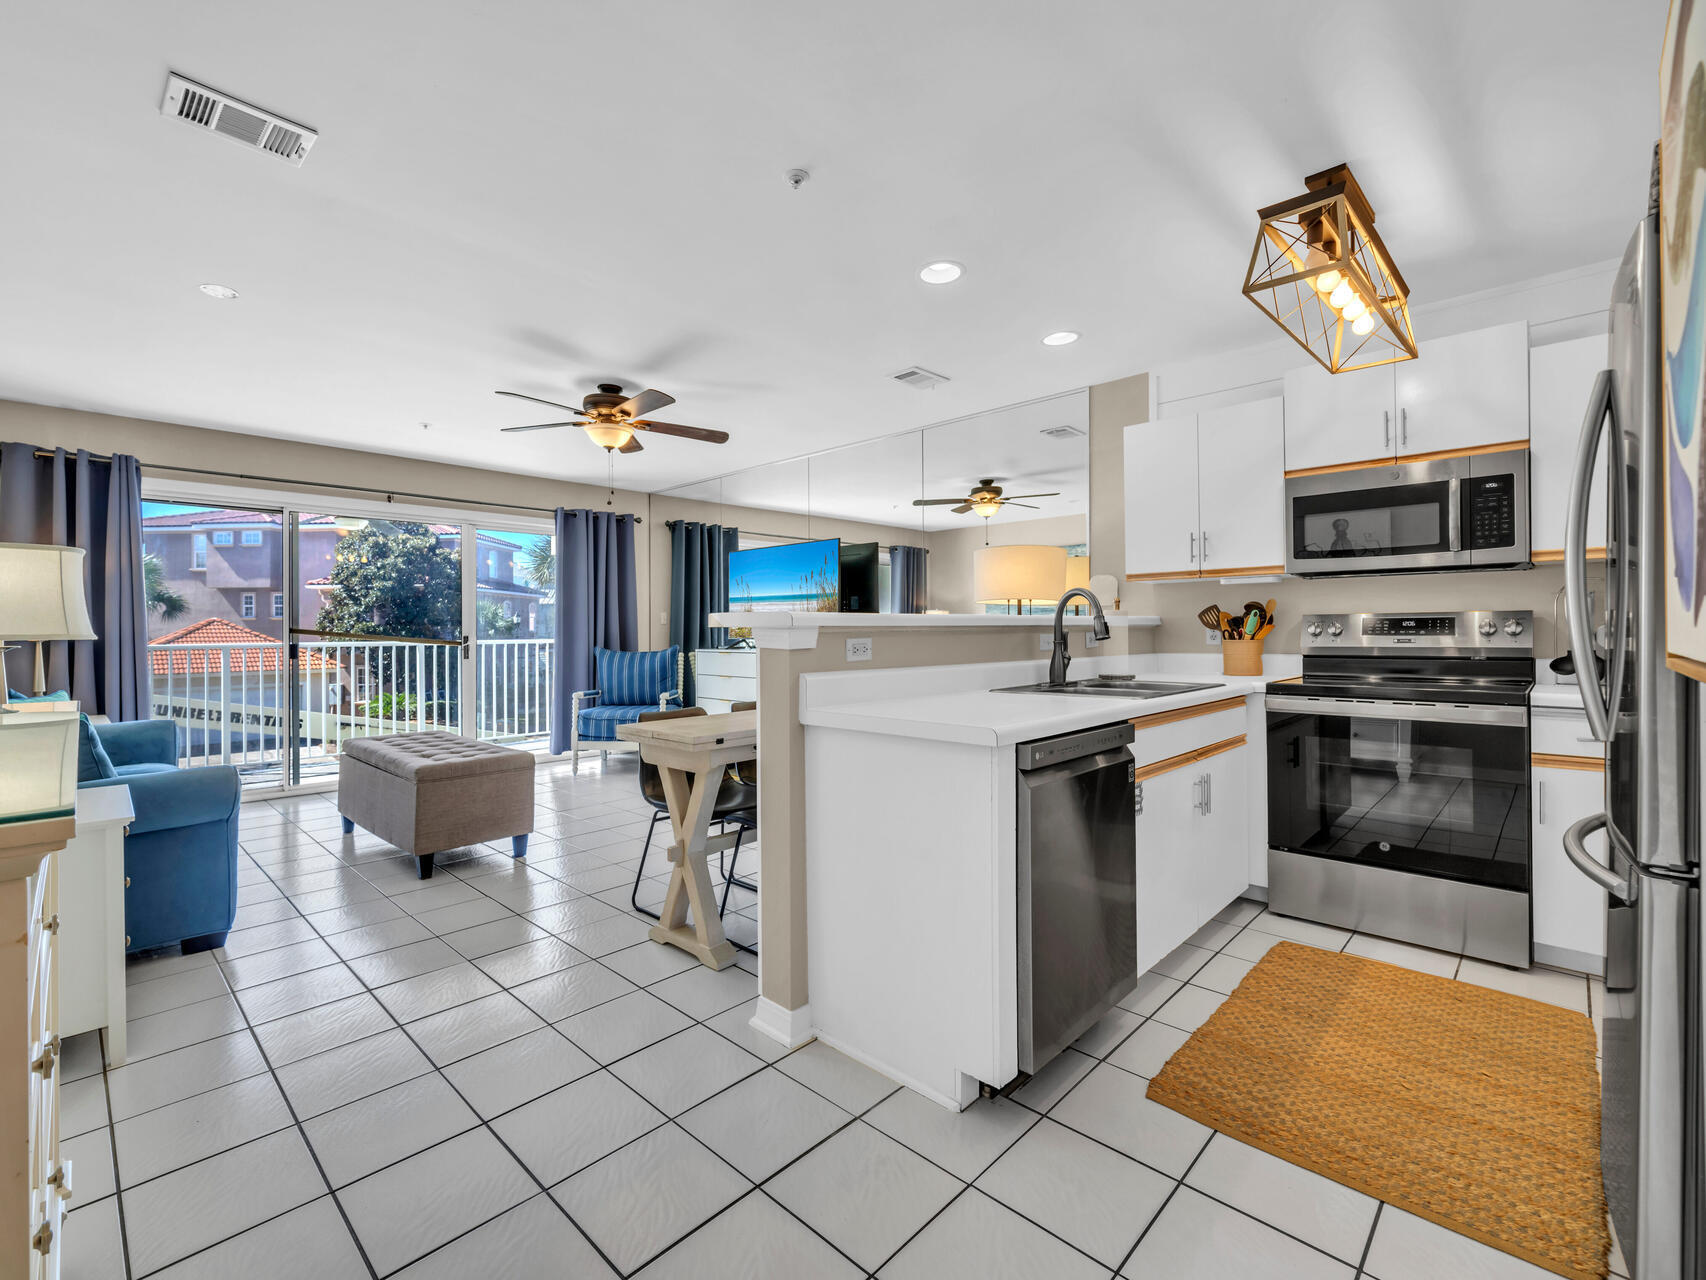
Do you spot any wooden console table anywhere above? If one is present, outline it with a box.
[617,710,756,971]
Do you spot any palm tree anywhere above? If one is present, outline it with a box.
[143,550,188,622]
[520,538,555,592]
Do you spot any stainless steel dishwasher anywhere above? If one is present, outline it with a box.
[1015,721,1138,1076]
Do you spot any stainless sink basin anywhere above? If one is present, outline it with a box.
[993,676,1224,698]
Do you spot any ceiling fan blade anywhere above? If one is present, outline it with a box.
[632,419,730,444]
[616,388,676,419]
[912,497,972,506]
[500,420,579,433]
[496,390,587,415]
[951,503,974,515]
[1004,502,1040,510]
[1001,492,1061,500]
[618,436,644,454]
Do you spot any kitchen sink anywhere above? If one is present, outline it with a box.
[993,676,1224,698]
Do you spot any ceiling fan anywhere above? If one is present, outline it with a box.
[913,478,1060,519]
[496,383,729,453]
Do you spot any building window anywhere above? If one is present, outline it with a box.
[242,529,263,546]
[241,593,255,618]
[272,592,284,619]
[487,550,498,579]
[212,530,234,546]
[192,533,207,569]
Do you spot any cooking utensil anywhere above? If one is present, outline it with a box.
[1244,609,1262,638]
[1197,605,1223,631]
[1242,600,1269,628]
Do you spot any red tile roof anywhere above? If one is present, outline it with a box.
[148,618,338,675]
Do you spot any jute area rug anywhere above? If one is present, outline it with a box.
[1146,941,1608,1280]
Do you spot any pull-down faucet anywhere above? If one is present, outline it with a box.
[1049,588,1110,685]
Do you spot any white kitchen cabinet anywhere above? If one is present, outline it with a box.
[1394,321,1529,457]
[1132,738,1250,977]
[1123,412,1201,579]
[1530,333,1609,559]
[1196,400,1286,576]
[1532,760,1607,975]
[1282,360,1396,472]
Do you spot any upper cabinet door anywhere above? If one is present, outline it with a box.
[1281,360,1396,473]
[1124,413,1201,579]
[1393,321,1529,457]
[1529,333,1610,559]
[1196,398,1286,576]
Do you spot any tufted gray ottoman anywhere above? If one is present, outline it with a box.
[338,732,535,879]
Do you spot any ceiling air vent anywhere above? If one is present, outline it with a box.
[1040,425,1086,439]
[890,366,950,391]
[160,73,317,167]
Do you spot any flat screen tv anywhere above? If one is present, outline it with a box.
[838,542,878,613]
[728,538,841,613]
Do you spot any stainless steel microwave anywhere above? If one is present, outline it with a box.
[1283,447,1530,576]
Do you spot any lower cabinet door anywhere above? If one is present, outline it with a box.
[1197,747,1249,923]
[1134,765,1198,978]
[1532,763,1608,973]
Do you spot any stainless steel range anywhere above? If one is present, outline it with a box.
[1265,610,1535,967]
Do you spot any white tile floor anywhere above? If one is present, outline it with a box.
[56,760,1626,1279]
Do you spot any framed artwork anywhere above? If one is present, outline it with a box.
[1662,0,1706,681]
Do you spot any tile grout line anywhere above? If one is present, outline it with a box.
[1353,1201,1385,1278]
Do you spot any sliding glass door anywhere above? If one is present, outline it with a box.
[470,528,555,746]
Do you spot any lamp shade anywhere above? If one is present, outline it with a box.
[1063,556,1091,593]
[0,543,98,641]
[0,711,78,824]
[974,545,1067,606]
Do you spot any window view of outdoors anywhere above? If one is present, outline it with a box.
[141,503,557,787]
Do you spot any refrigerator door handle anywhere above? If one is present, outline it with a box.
[1562,812,1634,903]
[1565,368,1623,740]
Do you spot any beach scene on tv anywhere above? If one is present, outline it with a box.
[729,538,840,613]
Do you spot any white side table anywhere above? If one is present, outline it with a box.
[57,786,132,1067]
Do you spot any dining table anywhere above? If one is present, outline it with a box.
[615,709,756,971]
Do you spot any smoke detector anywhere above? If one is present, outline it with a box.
[160,73,317,167]
[890,366,950,391]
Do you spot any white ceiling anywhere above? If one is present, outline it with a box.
[0,1,1664,496]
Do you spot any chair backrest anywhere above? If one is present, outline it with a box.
[731,700,757,713]
[635,705,706,802]
[595,645,682,706]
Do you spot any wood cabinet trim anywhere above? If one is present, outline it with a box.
[1200,564,1286,578]
[1282,438,1530,479]
[1532,752,1605,773]
[1124,569,1201,582]
[1532,548,1606,563]
[1128,696,1246,732]
[1132,734,1248,783]
[1666,653,1706,683]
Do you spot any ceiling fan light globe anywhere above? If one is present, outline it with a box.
[970,498,1003,518]
[584,422,635,450]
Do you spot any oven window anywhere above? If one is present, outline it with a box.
[1267,706,1530,891]
[1291,480,1453,560]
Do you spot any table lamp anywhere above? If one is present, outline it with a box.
[973,545,1068,611]
[0,543,98,701]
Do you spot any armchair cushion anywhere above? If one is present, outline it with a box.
[81,763,240,836]
[94,719,179,768]
[77,714,117,783]
[594,646,680,706]
[576,703,649,742]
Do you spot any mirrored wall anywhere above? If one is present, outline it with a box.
[652,389,1090,613]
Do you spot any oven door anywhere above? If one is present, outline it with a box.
[1285,458,1468,575]
[1266,695,1531,893]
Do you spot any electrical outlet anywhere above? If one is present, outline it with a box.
[1086,630,1100,649]
[845,637,872,662]
[1039,633,1053,652]
[1205,628,1222,646]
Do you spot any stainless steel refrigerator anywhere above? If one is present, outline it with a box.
[1564,146,1700,1280]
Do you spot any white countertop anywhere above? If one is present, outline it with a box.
[1531,662,1588,712]
[710,611,1161,632]
[799,652,1292,747]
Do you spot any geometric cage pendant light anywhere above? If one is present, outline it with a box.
[1242,163,1417,374]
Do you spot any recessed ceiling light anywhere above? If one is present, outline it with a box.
[198,283,239,299]
[1041,330,1080,346]
[918,261,963,284]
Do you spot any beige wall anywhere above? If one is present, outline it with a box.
[1087,372,1149,588]
[924,512,1088,614]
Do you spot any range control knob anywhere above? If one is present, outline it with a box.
[1503,617,1525,637]
[1478,618,1497,636]
[1327,622,1344,637]
[1306,621,1324,638]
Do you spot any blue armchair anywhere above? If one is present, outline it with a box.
[569,645,685,768]
[80,720,241,955]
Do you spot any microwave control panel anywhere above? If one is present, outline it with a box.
[1464,474,1517,549]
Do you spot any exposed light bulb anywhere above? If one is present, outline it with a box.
[1328,281,1355,311]
[1340,297,1367,322]
[1314,269,1342,295]
[1351,311,1376,336]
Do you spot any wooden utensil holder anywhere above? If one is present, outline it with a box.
[1221,636,1265,677]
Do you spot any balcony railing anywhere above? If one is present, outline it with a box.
[148,637,555,781]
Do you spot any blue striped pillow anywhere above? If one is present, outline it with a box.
[595,646,679,705]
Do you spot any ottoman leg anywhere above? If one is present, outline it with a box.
[511,834,529,860]
[413,853,435,879]
[340,815,355,834]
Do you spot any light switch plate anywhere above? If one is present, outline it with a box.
[1038,633,1052,652]
[846,637,872,662]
